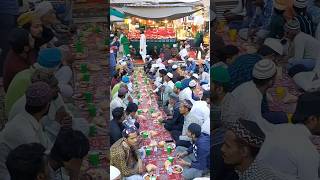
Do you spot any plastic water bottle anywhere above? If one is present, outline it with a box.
[167,165,173,175]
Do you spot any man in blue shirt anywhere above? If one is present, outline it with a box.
[175,123,210,180]
[186,58,196,74]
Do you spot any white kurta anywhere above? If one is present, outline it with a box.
[179,87,194,103]
[179,48,188,61]
[231,81,275,133]
[9,94,89,142]
[190,101,210,125]
[257,124,319,180]
[292,32,320,60]
[110,96,127,120]
[200,71,210,83]
[0,110,52,178]
[140,33,147,62]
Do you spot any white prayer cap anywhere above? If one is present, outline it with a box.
[294,0,307,8]
[192,73,199,79]
[167,72,173,79]
[146,55,150,58]
[35,1,54,17]
[110,166,121,180]
[173,44,177,48]
[127,54,130,57]
[264,38,283,55]
[151,64,159,68]
[168,60,173,64]
[189,80,197,87]
[172,64,178,69]
[110,34,114,37]
[129,45,133,48]
[252,59,276,79]
[120,61,127,66]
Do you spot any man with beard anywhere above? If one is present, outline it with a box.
[5,48,62,115]
[211,66,238,180]
[257,92,320,179]
[111,126,145,180]
[0,82,53,179]
[221,119,290,179]
[230,59,277,133]
[3,28,36,92]
[8,71,87,143]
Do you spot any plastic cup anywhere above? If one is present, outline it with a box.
[229,29,237,42]
[142,132,149,139]
[167,146,172,154]
[88,104,97,117]
[287,113,293,123]
[276,87,286,100]
[82,73,90,82]
[84,92,93,103]
[168,156,174,163]
[80,64,88,73]
[145,147,151,156]
[89,153,100,166]
[89,125,97,137]
[76,42,84,53]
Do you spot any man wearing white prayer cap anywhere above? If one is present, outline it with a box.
[161,72,175,106]
[179,79,196,104]
[179,44,189,61]
[110,166,121,180]
[284,19,320,73]
[231,59,277,133]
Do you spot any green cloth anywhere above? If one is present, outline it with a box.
[120,35,130,56]
[5,67,35,115]
[194,32,203,47]
[111,82,122,98]
[269,14,285,39]
[211,66,230,83]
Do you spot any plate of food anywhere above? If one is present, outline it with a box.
[164,143,176,150]
[88,64,102,71]
[172,165,183,174]
[143,173,157,180]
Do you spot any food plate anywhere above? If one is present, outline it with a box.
[143,173,157,180]
[172,165,183,174]
[140,131,148,135]
[72,93,84,100]
[164,143,176,150]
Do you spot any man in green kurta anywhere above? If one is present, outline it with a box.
[5,48,62,115]
[120,32,130,56]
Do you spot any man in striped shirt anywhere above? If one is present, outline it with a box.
[293,0,314,35]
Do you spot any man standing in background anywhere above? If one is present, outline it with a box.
[140,30,147,63]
